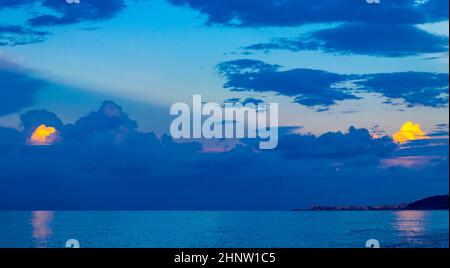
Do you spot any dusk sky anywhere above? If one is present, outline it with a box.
[0,0,448,209]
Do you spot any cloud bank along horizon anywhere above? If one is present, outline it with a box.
[0,0,448,209]
[0,100,447,209]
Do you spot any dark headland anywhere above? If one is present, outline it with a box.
[294,195,449,211]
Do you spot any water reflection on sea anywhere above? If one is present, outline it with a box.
[31,211,54,248]
[0,210,446,248]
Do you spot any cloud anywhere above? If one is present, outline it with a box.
[20,109,64,136]
[245,23,449,57]
[0,0,126,26]
[29,124,58,145]
[217,59,449,109]
[0,59,48,116]
[0,127,23,156]
[0,101,447,209]
[63,101,138,142]
[431,123,449,136]
[0,0,126,46]
[359,72,449,108]
[0,24,49,46]
[393,121,430,144]
[224,97,265,105]
[27,0,126,26]
[277,127,396,159]
[168,0,448,57]
[0,0,35,9]
[168,0,448,27]
[216,59,359,110]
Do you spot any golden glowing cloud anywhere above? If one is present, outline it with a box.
[393,121,430,144]
[30,124,57,145]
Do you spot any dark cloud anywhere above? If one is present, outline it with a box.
[217,59,359,110]
[242,97,264,105]
[20,109,64,137]
[28,0,126,26]
[277,127,395,159]
[0,60,48,116]
[64,101,138,142]
[0,101,447,209]
[0,0,126,27]
[168,0,448,27]
[0,0,126,46]
[0,127,23,144]
[394,138,449,158]
[168,0,448,57]
[360,72,449,108]
[0,24,49,46]
[245,23,449,57]
[217,59,449,109]
[0,0,35,9]
[432,123,449,136]
[0,127,23,156]
[224,97,265,105]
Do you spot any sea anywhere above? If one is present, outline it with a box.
[0,210,448,248]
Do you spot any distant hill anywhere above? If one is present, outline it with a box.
[297,195,449,211]
[404,195,449,210]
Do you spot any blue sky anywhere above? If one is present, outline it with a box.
[0,0,448,209]
[1,0,448,134]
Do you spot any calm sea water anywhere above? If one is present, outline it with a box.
[0,211,448,248]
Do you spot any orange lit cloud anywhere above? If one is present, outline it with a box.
[393,121,430,144]
[30,124,57,145]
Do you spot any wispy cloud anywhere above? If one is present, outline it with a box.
[0,24,50,46]
[244,23,449,57]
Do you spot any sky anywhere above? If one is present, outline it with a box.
[0,0,448,209]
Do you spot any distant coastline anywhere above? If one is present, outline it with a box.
[294,195,449,211]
